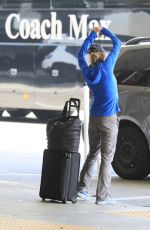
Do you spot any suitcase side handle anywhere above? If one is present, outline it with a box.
[62,98,80,118]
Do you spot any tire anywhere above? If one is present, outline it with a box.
[8,109,29,118]
[112,126,150,180]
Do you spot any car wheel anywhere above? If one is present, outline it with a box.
[112,126,150,180]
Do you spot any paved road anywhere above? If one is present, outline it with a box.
[0,117,92,186]
[0,120,150,230]
[0,120,46,186]
[0,120,150,208]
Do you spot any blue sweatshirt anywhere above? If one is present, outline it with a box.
[78,28,122,116]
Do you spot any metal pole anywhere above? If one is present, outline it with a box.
[83,82,89,159]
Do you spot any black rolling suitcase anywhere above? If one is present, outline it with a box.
[39,149,80,203]
[39,98,81,203]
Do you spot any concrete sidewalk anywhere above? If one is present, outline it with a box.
[0,179,150,230]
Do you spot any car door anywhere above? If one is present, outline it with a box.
[115,48,145,122]
[140,69,150,138]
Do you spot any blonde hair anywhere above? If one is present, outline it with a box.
[89,52,106,65]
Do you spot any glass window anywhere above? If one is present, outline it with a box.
[104,0,150,8]
[52,0,87,8]
[142,70,150,87]
[0,45,34,83]
[13,46,34,72]
[1,0,149,9]
[66,46,79,57]
[3,0,50,9]
[53,0,150,8]
[0,0,3,8]
[35,44,81,86]
[115,48,150,87]
[0,46,14,70]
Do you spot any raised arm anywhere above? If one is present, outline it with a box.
[101,28,122,70]
[78,26,101,77]
[78,32,97,77]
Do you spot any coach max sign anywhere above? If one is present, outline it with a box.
[5,12,111,40]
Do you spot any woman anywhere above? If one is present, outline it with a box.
[77,25,121,205]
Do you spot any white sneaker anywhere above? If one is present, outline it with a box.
[77,191,90,201]
[95,197,117,205]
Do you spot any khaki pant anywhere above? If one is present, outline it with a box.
[78,114,119,201]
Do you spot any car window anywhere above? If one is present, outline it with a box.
[115,48,150,87]
[143,69,150,87]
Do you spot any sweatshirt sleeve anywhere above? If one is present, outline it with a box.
[101,28,122,70]
[78,31,97,78]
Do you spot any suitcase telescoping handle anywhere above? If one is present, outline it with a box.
[62,98,80,118]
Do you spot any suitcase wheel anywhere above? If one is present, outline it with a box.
[42,198,46,201]
[71,196,77,204]
[62,199,67,204]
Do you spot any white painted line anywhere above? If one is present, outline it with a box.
[117,196,150,201]
[0,181,20,185]
[0,170,9,173]
[0,180,39,189]
[0,172,40,176]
